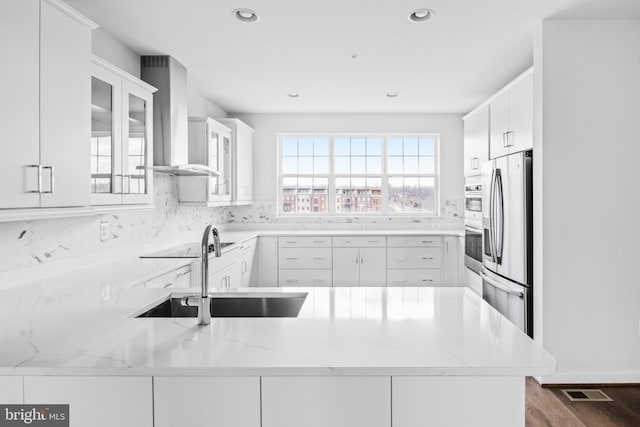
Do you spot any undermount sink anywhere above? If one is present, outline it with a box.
[136,292,307,318]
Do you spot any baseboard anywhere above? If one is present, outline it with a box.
[534,371,640,386]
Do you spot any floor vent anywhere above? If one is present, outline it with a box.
[561,389,613,402]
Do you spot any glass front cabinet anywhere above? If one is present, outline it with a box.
[179,117,232,205]
[91,56,156,206]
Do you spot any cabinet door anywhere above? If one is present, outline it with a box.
[0,376,23,403]
[359,247,387,286]
[441,236,459,285]
[508,72,533,153]
[262,377,391,427]
[234,121,253,203]
[333,247,360,286]
[0,0,40,209]
[90,65,123,205]
[489,90,510,159]
[24,376,152,427]
[255,237,278,286]
[40,0,91,208]
[241,239,257,287]
[121,80,153,204]
[154,377,260,427]
[463,105,489,176]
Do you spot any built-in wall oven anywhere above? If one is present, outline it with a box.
[464,177,483,274]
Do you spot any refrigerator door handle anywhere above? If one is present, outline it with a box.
[481,269,524,298]
[495,169,504,261]
[488,168,498,263]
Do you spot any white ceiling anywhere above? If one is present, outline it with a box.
[66,0,640,114]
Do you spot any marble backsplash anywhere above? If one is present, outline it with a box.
[0,174,228,273]
[224,199,464,231]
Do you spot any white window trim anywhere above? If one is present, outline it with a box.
[276,132,440,217]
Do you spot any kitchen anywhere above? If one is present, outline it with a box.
[1,0,639,426]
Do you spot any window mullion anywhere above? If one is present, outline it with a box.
[328,135,336,215]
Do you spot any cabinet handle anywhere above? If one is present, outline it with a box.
[175,270,191,278]
[367,240,379,243]
[313,257,326,261]
[421,240,433,244]
[313,240,324,244]
[471,157,479,170]
[422,257,434,260]
[445,241,449,252]
[345,240,352,243]
[285,241,298,244]
[360,257,364,264]
[242,261,247,274]
[395,257,407,261]
[286,257,298,261]
[421,279,434,282]
[25,165,42,193]
[355,253,359,264]
[162,283,173,288]
[504,131,514,147]
[286,279,299,283]
[42,166,54,193]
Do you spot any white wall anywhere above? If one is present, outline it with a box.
[92,28,140,77]
[188,74,228,119]
[227,113,464,226]
[534,20,640,383]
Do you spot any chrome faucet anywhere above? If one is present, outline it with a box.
[182,225,221,325]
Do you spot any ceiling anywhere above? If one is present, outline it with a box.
[66,0,640,114]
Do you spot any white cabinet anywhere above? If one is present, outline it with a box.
[240,238,257,287]
[24,376,152,427]
[332,236,386,287]
[490,69,533,159]
[0,0,95,210]
[262,376,391,427]
[278,237,332,286]
[91,57,156,205]
[0,376,23,403]
[218,118,254,205]
[154,376,260,427]
[463,104,489,176]
[387,236,442,286]
[179,117,233,206]
[254,236,278,287]
[441,236,460,285]
[392,376,524,427]
[207,246,242,289]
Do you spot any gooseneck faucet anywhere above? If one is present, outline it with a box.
[183,225,221,325]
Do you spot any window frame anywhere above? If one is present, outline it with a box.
[277,133,440,217]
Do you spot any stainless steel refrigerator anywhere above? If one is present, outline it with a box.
[481,150,533,337]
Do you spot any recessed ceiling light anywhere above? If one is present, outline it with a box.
[387,92,399,98]
[232,8,259,23]
[408,8,434,23]
[288,92,300,98]
[351,53,359,60]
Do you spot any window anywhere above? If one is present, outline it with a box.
[278,134,438,215]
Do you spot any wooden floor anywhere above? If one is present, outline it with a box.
[526,377,640,427]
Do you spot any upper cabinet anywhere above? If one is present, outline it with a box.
[91,57,156,206]
[463,104,489,176]
[179,117,232,206]
[218,118,254,205]
[489,69,533,158]
[180,117,254,206]
[0,0,97,210]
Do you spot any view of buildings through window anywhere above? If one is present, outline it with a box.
[280,134,438,215]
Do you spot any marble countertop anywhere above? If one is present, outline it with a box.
[0,263,555,376]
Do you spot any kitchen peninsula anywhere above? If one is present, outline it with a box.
[0,242,555,427]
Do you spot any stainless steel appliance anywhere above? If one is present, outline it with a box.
[464,177,483,274]
[481,150,533,337]
[464,225,483,273]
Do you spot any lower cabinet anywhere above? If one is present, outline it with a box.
[240,238,257,287]
[392,376,524,427]
[261,376,391,427]
[23,376,152,427]
[0,376,23,403]
[154,377,260,427]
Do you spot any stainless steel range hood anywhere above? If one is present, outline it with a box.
[140,55,218,177]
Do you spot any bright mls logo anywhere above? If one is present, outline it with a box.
[0,405,68,426]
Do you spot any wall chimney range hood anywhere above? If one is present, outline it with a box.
[140,55,218,177]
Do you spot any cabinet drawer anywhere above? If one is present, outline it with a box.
[279,248,332,269]
[387,248,441,269]
[387,236,441,247]
[387,269,441,286]
[332,236,386,248]
[278,269,332,287]
[279,236,332,248]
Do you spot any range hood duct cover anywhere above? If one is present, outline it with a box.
[140,55,217,176]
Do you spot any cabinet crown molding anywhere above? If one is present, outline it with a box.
[43,0,99,30]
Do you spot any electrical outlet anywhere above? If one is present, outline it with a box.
[100,221,110,242]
